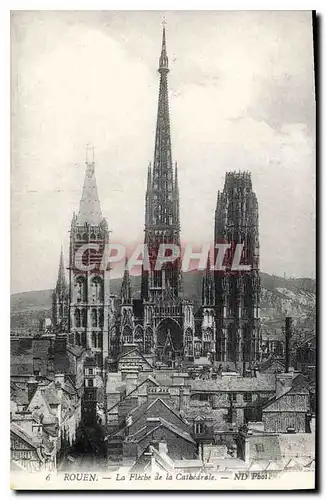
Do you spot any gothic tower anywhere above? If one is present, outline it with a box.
[52,247,69,333]
[139,26,194,366]
[201,253,216,358]
[69,145,110,370]
[141,26,181,302]
[214,172,261,370]
[120,258,135,348]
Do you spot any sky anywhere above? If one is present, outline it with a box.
[11,10,316,294]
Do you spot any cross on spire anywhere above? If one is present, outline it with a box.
[159,22,169,72]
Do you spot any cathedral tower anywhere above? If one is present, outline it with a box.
[141,26,181,302]
[139,26,194,366]
[214,172,261,369]
[69,145,111,370]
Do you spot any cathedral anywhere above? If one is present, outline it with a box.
[51,27,261,372]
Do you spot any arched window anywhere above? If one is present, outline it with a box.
[144,327,153,354]
[75,309,81,328]
[91,277,104,303]
[82,309,87,327]
[134,326,144,352]
[76,277,86,302]
[92,308,97,327]
[122,326,133,344]
[99,310,104,328]
[92,332,97,348]
[75,332,81,346]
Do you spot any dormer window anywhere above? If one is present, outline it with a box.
[194,422,204,434]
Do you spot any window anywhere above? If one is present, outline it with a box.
[244,392,252,403]
[228,393,237,402]
[255,443,264,453]
[198,393,210,402]
[88,368,93,375]
[88,379,94,388]
[195,422,204,434]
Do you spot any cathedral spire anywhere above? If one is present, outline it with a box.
[56,246,67,293]
[145,162,152,225]
[202,252,214,306]
[142,25,181,301]
[159,25,169,73]
[151,24,175,227]
[174,161,180,227]
[77,144,102,225]
[121,257,132,305]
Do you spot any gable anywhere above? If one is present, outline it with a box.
[118,349,153,370]
[27,388,53,415]
[129,398,190,435]
[266,360,285,373]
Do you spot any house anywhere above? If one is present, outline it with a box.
[107,396,198,464]
[124,414,197,464]
[117,346,154,372]
[10,421,56,473]
[11,371,82,468]
[261,373,310,433]
[189,373,276,426]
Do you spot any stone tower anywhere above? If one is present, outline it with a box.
[52,247,69,333]
[214,172,261,369]
[69,145,110,370]
[201,253,216,358]
[120,258,135,348]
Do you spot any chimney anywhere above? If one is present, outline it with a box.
[158,439,168,455]
[54,334,67,354]
[146,417,161,432]
[285,317,292,372]
[55,373,65,388]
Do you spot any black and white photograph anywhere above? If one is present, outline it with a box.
[10,10,316,491]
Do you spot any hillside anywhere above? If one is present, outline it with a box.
[11,272,316,333]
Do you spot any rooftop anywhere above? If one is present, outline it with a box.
[190,374,276,392]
